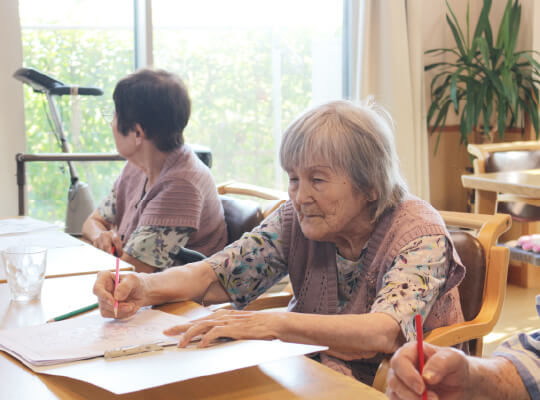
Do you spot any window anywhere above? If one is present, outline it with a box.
[152,0,343,189]
[18,0,343,223]
[18,0,134,222]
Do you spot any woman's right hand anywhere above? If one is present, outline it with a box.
[93,231,124,256]
[386,341,469,400]
[93,271,147,318]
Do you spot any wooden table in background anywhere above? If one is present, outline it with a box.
[0,275,387,399]
[461,168,540,214]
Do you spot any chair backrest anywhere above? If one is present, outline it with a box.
[436,211,511,356]
[220,195,264,244]
[174,182,287,265]
[449,230,486,322]
[468,142,540,221]
[372,211,511,393]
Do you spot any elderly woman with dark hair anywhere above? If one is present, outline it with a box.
[93,100,465,384]
[83,69,227,272]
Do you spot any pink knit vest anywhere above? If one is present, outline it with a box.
[279,196,466,383]
[114,145,227,257]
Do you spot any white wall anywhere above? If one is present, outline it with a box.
[0,0,25,218]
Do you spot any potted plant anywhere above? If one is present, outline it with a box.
[425,0,540,151]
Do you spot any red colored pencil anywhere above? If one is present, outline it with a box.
[111,246,119,318]
[415,313,427,400]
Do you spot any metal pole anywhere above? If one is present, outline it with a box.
[15,153,126,217]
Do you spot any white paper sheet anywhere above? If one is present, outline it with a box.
[0,308,326,394]
[0,230,83,251]
[0,217,60,236]
[33,339,326,394]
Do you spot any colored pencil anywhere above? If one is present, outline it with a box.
[46,302,99,323]
[415,313,427,400]
[112,246,119,318]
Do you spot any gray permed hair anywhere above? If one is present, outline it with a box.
[279,99,408,221]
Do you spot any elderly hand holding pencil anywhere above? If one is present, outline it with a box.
[93,268,147,319]
[386,341,471,400]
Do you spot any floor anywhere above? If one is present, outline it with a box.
[482,283,539,356]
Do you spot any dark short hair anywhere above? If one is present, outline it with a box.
[113,68,191,152]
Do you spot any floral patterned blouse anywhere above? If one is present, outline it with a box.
[208,211,450,341]
[98,188,193,269]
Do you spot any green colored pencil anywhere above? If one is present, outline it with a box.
[46,302,99,323]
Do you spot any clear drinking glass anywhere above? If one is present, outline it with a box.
[1,246,47,302]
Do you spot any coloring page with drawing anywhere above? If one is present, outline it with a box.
[0,308,185,366]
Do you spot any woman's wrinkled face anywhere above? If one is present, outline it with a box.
[287,164,372,242]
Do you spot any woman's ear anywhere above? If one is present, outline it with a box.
[134,123,146,145]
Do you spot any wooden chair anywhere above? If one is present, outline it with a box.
[231,211,511,391]
[468,141,540,287]
[371,211,511,392]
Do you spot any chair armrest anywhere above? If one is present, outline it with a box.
[217,181,289,218]
[372,356,391,393]
[206,291,293,312]
[217,181,288,201]
[244,292,293,311]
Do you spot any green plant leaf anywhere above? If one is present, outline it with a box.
[473,0,492,40]
[521,53,540,72]
[475,37,491,68]
[445,13,466,58]
[496,0,513,49]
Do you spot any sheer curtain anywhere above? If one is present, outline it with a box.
[350,0,430,201]
[0,0,26,217]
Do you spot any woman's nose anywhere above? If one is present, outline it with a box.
[293,181,312,204]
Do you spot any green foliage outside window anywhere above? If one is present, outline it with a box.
[21,27,315,225]
[21,29,133,224]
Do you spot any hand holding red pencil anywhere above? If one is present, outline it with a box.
[415,314,427,400]
[386,319,472,400]
[111,246,120,318]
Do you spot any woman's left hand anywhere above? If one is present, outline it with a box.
[163,309,285,347]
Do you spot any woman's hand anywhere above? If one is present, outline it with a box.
[93,230,124,256]
[386,341,469,400]
[93,271,147,318]
[163,309,286,347]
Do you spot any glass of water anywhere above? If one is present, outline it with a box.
[1,246,47,302]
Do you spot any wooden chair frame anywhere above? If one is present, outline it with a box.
[217,181,288,218]
[372,211,511,392]
[467,141,540,213]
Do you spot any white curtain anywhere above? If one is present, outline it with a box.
[351,0,430,201]
[0,0,26,217]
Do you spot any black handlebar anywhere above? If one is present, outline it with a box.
[13,67,103,96]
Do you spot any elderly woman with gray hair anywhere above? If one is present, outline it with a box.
[93,100,466,384]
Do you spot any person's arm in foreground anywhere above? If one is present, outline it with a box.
[93,261,231,316]
[94,261,402,357]
[386,341,530,400]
